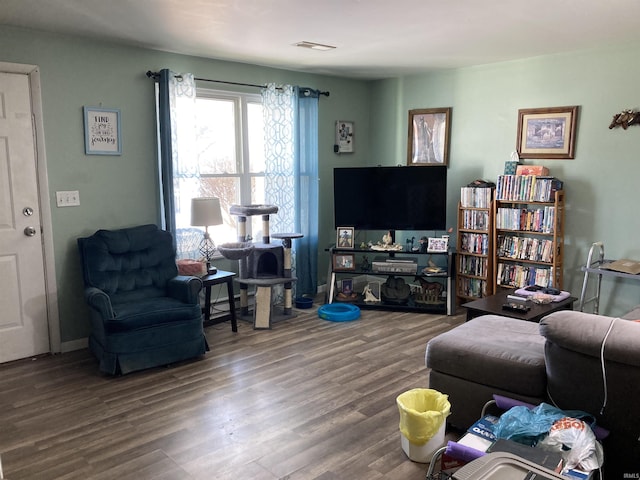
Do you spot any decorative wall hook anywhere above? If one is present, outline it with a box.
[609,109,640,129]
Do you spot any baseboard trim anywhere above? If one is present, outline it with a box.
[60,337,88,353]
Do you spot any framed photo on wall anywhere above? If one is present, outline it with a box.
[83,106,122,155]
[335,121,354,153]
[336,227,354,248]
[516,106,578,159]
[407,107,451,166]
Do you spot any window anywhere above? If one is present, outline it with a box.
[175,89,265,259]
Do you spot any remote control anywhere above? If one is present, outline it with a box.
[506,294,528,304]
[502,302,531,313]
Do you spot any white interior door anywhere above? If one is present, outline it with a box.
[0,71,50,362]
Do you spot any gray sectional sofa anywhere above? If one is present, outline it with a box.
[425,309,640,477]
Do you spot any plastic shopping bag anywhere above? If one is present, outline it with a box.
[538,417,604,473]
[493,403,595,446]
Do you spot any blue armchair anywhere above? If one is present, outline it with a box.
[77,224,208,375]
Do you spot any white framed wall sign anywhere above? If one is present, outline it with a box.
[83,106,122,155]
[335,120,354,153]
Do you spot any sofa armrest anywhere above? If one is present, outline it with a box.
[540,310,640,367]
[84,286,114,319]
[167,275,203,304]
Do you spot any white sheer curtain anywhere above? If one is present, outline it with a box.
[262,83,319,296]
[263,84,296,233]
[157,70,198,238]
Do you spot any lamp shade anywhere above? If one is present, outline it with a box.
[191,197,223,227]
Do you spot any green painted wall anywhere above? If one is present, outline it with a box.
[370,44,640,316]
[0,25,370,343]
[2,24,639,347]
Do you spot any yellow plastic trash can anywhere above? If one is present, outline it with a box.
[396,388,451,463]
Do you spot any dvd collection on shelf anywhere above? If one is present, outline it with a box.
[460,232,489,255]
[496,206,556,233]
[458,255,488,277]
[461,209,489,230]
[495,175,563,202]
[460,186,493,208]
[496,263,553,288]
[497,236,555,263]
[457,185,494,301]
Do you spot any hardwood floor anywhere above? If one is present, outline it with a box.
[0,306,465,480]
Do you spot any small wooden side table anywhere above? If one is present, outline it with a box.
[201,270,237,332]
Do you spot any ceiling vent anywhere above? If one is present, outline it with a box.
[294,41,336,51]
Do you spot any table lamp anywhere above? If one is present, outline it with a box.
[191,197,223,274]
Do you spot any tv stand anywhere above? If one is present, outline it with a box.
[326,246,455,315]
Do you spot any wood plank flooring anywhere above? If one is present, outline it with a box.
[0,306,465,480]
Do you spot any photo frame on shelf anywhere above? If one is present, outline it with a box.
[516,106,578,159]
[335,121,354,153]
[407,107,451,166]
[427,237,449,253]
[341,278,353,295]
[369,281,381,301]
[333,253,356,271]
[83,106,122,155]
[336,227,355,248]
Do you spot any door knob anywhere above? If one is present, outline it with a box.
[24,226,37,237]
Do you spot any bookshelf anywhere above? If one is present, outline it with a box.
[493,175,565,290]
[456,186,494,304]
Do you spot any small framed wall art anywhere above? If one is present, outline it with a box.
[83,106,122,155]
[407,107,451,166]
[516,106,578,159]
[335,121,354,153]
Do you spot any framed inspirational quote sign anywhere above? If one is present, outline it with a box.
[83,106,122,155]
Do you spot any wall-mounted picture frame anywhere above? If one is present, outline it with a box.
[333,253,356,271]
[516,106,578,159]
[83,106,122,155]
[335,121,354,153]
[407,107,451,166]
[427,237,449,253]
[336,227,355,248]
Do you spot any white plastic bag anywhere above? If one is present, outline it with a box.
[538,417,604,473]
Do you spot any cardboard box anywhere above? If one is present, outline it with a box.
[516,165,549,176]
[602,259,640,275]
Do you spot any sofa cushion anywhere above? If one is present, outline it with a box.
[540,310,640,367]
[426,315,546,397]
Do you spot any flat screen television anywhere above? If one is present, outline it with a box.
[333,165,447,232]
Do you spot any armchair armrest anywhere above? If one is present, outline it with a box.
[84,286,115,319]
[167,275,203,304]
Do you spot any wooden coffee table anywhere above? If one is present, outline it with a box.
[462,289,576,322]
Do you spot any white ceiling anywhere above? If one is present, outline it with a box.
[2,0,640,80]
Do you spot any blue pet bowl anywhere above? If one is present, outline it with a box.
[318,303,361,322]
[295,297,314,309]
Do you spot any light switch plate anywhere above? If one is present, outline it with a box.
[56,190,80,207]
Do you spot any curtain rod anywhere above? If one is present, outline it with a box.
[145,70,329,97]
